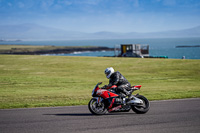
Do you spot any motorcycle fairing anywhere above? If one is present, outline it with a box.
[108,98,115,109]
[102,96,120,109]
[96,89,118,99]
[131,85,142,89]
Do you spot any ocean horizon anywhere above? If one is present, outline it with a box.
[0,37,200,59]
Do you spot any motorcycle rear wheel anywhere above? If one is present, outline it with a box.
[131,95,150,114]
[88,98,107,115]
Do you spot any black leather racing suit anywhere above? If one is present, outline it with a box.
[107,71,131,97]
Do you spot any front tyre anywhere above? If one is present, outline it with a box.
[88,98,107,115]
[131,95,150,114]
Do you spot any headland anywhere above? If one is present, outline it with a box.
[0,45,114,55]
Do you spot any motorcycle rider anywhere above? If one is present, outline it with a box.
[103,67,132,101]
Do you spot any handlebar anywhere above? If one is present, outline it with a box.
[97,82,102,85]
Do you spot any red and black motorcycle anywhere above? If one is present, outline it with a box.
[88,82,150,115]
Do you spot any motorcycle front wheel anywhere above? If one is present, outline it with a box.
[131,95,150,114]
[88,98,107,115]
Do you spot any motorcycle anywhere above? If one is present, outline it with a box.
[88,82,150,115]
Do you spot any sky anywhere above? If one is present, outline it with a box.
[0,0,200,33]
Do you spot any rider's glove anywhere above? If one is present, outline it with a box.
[101,85,108,89]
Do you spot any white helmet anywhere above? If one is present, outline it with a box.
[105,67,114,79]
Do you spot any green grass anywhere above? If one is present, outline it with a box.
[0,55,200,109]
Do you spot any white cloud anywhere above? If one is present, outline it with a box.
[163,0,176,6]
[58,0,72,6]
[18,2,25,8]
[133,0,139,8]
[41,0,55,10]
[76,0,100,5]
[7,2,12,7]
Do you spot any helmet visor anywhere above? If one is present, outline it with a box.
[105,70,111,77]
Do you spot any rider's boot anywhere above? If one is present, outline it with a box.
[122,89,131,97]
[122,89,133,102]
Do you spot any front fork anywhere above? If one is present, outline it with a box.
[93,97,103,106]
[94,97,117,109]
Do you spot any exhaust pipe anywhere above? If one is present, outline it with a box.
[127,96,144,105]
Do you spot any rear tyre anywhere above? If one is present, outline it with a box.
[88,98,107,115]
[131,95,150,114]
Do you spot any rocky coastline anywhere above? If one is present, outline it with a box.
[176,45,200,48]
[0,45,115,55]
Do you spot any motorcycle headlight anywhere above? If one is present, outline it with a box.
[92,89,95,96]
[92,86,96,96]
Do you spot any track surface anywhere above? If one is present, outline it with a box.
[0,98,200,133]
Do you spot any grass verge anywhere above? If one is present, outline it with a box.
[0,55,200,109]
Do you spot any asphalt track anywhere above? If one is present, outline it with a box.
[0,98,200,133]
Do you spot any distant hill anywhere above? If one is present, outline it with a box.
[142,26,200,38]
[0,23,200,40]
[93,26,200,39]
[0,23,88,40]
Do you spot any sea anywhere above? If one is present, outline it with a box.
[0,37,200,59]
